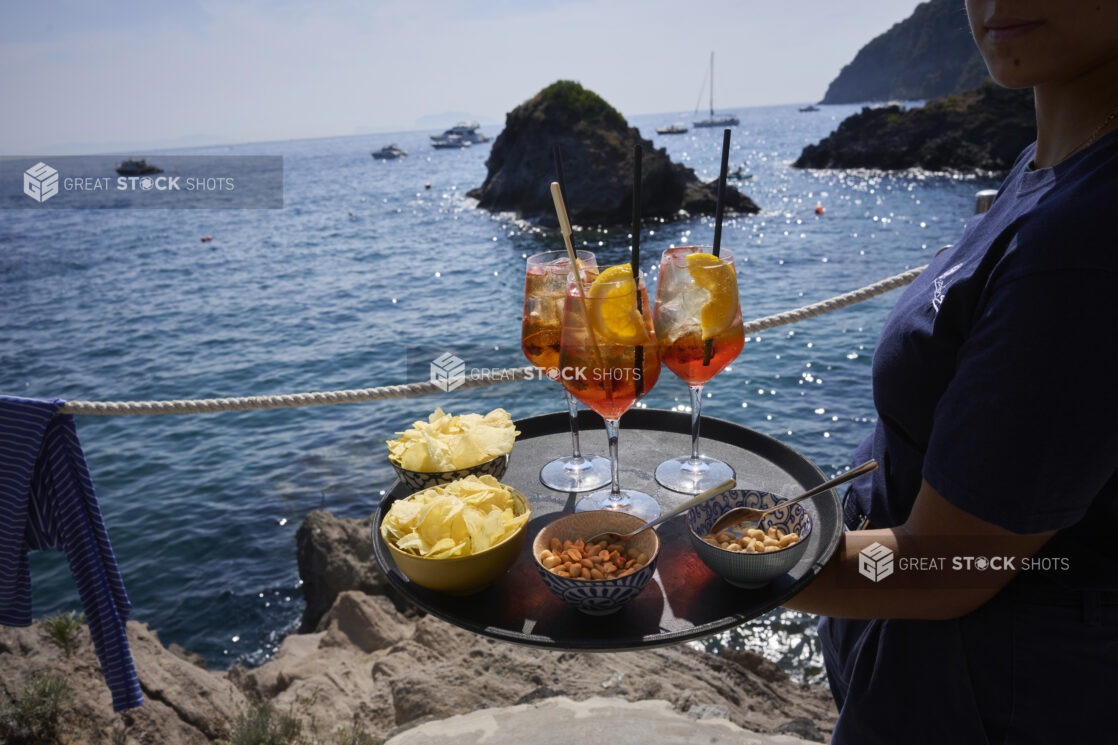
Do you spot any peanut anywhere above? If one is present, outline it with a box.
[704,526,801,552]
[540,535,651,580]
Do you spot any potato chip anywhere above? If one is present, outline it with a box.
[380,475,528,558]
[386,408,519,472]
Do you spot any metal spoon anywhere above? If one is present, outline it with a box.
[709,460,878,537]
[585,478,737,545]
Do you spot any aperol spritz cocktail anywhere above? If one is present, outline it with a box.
[559,264,661,519]
[522,250,611,491]
[652,246,744,493]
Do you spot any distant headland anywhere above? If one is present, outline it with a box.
[795,82,1035,173]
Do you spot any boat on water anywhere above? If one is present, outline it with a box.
[114,158,162,175]
[430,121,489,149]
[430,135,472,150]
[693,52,739,128]
[727,165,753,180]
[656,122,689,135]
[799,104,821,113]
[372,144,408,159]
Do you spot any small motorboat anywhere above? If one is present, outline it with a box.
[430,134,472,150]
[114,158,162,175]
[799,104,821,113]
[429,121,489,145]
[372,144,408,159]
[656,122,689,135]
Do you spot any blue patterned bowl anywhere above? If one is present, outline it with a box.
[687,490,813,588]
[389,452,509,493]
[532,511,660,616]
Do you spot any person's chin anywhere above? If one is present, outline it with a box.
[979,47,1043,89]
[985,67,1038,89]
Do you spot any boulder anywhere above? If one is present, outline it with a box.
[295,509,411,632]
[795,82,1034,172]
[126,621,248,740]
[383,696,821,745]
[0,618,247,745]
[467,80,759,226]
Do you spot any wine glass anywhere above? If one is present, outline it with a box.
[558,265,661,519]
[522,250,612,491]
[652,246,744,493]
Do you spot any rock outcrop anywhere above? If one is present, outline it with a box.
[467,81,759,227]
[1,511,836,743]
[295,509,414,632]
[383,696,821,745]
[820,0,989,105]
[795,82,1034,172]
[0,620,247,745]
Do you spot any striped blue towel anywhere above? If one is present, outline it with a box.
[0,395,143,711]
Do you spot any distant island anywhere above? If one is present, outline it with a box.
[468,81,758,227]
[820,0,989,105]
[795,82,1035,173]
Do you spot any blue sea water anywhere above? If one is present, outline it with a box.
[0,103,1000,679]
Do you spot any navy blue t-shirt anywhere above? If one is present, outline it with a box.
[845,131,1118,589]
[822,131,1118,744]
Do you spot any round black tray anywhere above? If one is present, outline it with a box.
[372,408,842,651]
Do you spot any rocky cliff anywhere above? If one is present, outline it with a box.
[467,81,758,227]
[795,82,1034,172]
[1,511,836,744]
[820,0,989,105]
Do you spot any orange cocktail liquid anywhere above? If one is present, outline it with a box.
[561,347,661,420]
[521,320,560,371]
[660,328,744,385]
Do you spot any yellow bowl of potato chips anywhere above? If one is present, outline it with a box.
[386,408,518,492]
[379,475,530,595]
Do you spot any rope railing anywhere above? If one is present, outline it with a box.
[58,263,929,416]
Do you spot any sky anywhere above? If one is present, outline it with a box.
[0,0,928,154]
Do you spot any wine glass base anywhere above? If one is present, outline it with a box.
[574,488,661,521]
[655,455,737,494]
[539,455,612,492]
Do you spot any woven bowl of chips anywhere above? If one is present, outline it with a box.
[390,453,509,493]
[386,408,518,492]
[378,475,530,596]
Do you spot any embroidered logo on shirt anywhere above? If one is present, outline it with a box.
[931,262,964,313]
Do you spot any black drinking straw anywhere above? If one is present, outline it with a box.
[704,128,732,365]
[631,143,642,279]
[632,143,645,397]
[712,128,732,257]
[552,144,568,208]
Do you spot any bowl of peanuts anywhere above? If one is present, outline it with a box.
[532,511,660,615]
[686,489,813,588]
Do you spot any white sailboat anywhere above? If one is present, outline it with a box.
[693,52,739,128]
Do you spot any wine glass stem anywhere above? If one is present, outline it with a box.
[689,384,704,463]
[564,389,583,460]
[604,417,621,499]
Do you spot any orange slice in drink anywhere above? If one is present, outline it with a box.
[686,253,739,340]
[586,264,650,345]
